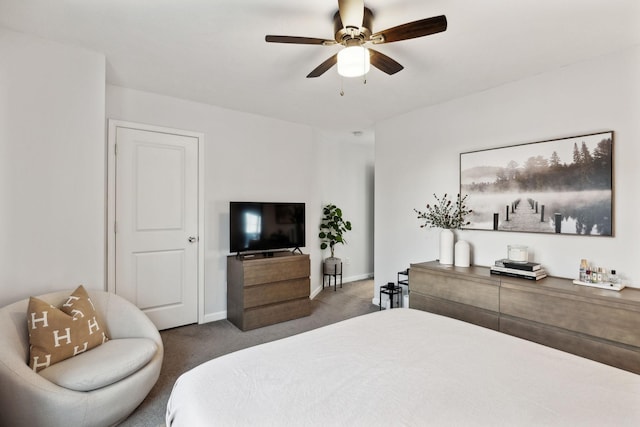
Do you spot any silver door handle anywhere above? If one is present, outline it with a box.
[188,236,198,243]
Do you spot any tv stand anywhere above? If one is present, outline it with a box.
[227,252,311,331]
[291,247,302,254]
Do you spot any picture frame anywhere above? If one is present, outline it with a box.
[460,131,613,236]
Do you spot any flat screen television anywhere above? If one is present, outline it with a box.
[229,202,305,254]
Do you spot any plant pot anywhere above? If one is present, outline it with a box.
[323,257,342,275]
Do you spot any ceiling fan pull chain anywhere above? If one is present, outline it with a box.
[340,76,345,96]
[363,48,367,84]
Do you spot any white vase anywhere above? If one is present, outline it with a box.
[454,240,470,267]
[439,229,454,265]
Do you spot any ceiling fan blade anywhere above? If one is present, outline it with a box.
[369,49,404,75]
[338,0,364,29]
[307,54,338,78]
[371,15,447,44]
[265,35,336,45]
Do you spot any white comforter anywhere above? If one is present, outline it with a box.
[166,308,640,426]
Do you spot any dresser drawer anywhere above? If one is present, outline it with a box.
[242,298,311,331]
[501,284,640,348]
[410,292,499,330]
[244,278,310,309]
[242,256,310,286]
[410,266,499,312]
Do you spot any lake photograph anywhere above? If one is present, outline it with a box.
[460,131,613,235]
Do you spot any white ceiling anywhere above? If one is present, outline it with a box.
[1,0,639,142]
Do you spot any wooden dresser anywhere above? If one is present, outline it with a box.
[410,261,640,374]
[227,252,311,331]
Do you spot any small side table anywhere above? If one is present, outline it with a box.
[397,268,410,308]
[379,283,402,310]
[397,268,409,295]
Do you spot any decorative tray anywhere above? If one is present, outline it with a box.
[572,279,625,292]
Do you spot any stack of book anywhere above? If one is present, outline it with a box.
[490,259,547,281]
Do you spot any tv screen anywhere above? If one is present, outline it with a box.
[230,202,305,254]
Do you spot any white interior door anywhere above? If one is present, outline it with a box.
[114,126,199,330]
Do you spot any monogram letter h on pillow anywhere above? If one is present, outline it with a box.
[27,285,109,372]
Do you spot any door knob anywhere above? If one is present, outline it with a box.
[188,236,198,243]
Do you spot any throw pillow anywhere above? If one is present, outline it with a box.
[27,285,109,372]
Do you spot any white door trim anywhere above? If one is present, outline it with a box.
[107,119,205,324]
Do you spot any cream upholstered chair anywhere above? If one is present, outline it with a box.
[0,288,163,427]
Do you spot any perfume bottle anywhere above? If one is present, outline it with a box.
[609,270,619,285]
[579,259,588,281]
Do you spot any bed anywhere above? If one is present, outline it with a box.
[166,309,640,426]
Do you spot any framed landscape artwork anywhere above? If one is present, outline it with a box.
[460,131,613,236]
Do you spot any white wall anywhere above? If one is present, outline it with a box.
[0,27,375,315]
[0,29,106,307]
[375,45,640,294]
[313,131,375,289]
[106,86,375,320]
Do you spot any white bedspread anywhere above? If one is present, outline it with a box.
[166,309,640,426]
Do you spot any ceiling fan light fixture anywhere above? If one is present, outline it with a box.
[337,45,370,77]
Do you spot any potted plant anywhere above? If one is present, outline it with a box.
[414,193,472,265]
[318,204,352,274]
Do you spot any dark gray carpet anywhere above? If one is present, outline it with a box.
[119,279,377,426]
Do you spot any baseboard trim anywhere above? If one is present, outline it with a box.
[201,310,227,324]
[310,272,374,300]
[344,273,374,282]
[310,287,323,299]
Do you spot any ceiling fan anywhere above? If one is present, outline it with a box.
[265,0,447,78]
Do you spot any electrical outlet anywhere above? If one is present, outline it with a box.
[345,257,351,265]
